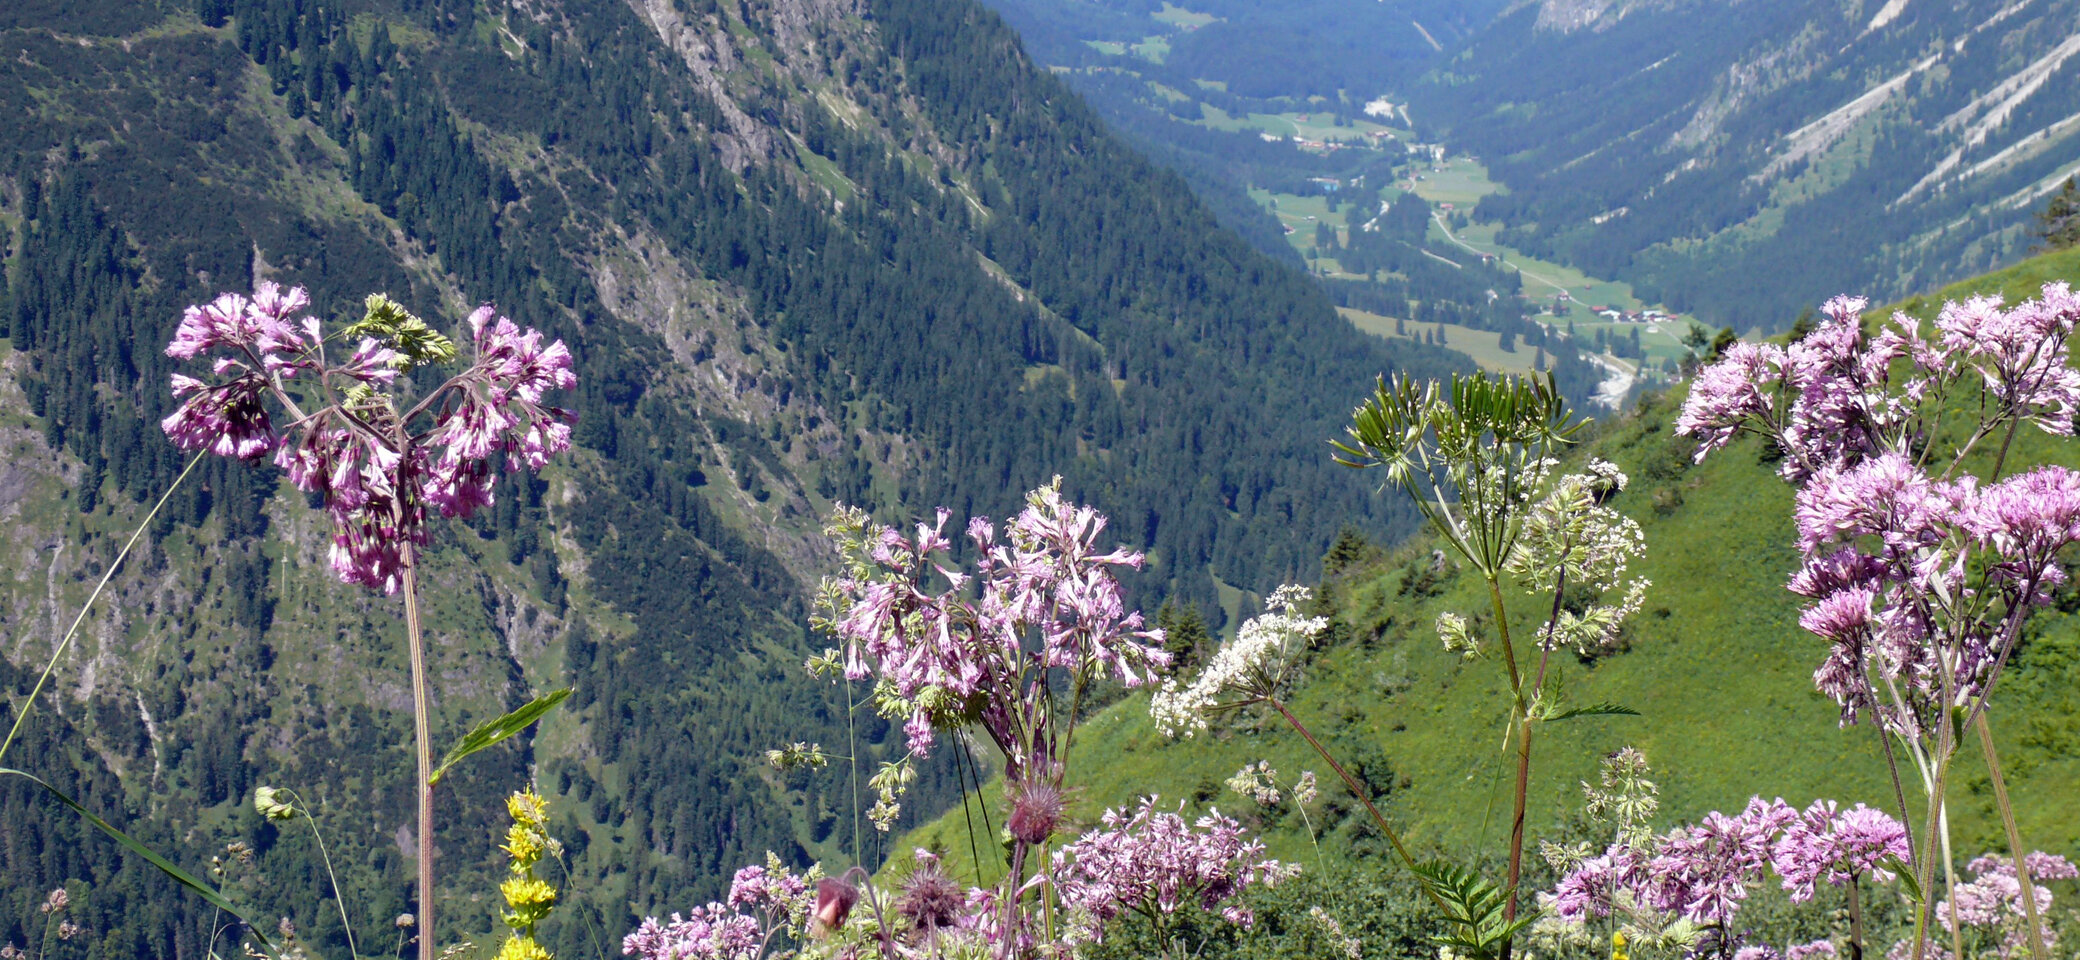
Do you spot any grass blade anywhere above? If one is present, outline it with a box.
[2,767,270,948]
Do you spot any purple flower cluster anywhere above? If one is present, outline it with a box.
[1677,286,2080,481]
[826,482,1168,763]
[1891,853,2079,960]
[1677,286,2080,733]
[1551,797,1908,930]
[1770,800,1911,902]
[622,862,811,960]
[1051,795,1297,938]
[1789,454,2080,726]
[161,286,575,593]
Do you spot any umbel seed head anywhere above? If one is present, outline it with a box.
[896,855,964,935]
[1006,778,1065,846]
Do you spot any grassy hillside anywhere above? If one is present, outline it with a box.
[901,248,2080,887]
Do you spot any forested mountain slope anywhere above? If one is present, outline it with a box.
[0,1,1463,956]
[1413,0,2080,329]
[902,245,2080,904]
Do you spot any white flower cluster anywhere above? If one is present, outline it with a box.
[1587,457,1629,492]
[1226,761,1283,806]
[1436,611,1480,659]
[1507,464,1651,653]
[1309,905,1364,960]
[1150,586,1326,738]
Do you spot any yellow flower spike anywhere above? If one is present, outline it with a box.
[501,877,558,910]
[506,789,549,829]
[497,787,558,948]
[493,937,551,960]
[503,822,545,867]
[1611,930,1629,960]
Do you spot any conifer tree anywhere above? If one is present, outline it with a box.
[2037,177,2080,252]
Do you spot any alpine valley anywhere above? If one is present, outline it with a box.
[1,3,2077,960]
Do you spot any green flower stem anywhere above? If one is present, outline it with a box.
[1847,875,1865,960]
[290,792,359,960]
[1,453,204,765]
[402,542,436,960]
[1974,712,2048,960]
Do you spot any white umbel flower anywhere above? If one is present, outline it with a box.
[1150,585,1325,738]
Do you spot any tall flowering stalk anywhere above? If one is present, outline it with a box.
[1676,287,2080,960]
[497,789,561,960]
[809,480,1172,952]
[1331,371,1651,959]
[161,284,577,960]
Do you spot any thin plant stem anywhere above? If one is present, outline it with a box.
[553,852,610,960]
[401,542,436,960]
[290,792,360,960]
[1,453,204,765]
[961,739,1001,873]
[1847,874,1866,960]
[1291,790,1325,876]
[1974,711,2049,960]
[1266,699,1425,880]
[1485,570,1530,960]
[203,906,225,960]
[1939,801,1964,960]
[1504,563,1571,948]
[847,674,862,868]
[1909,751,1942,960]
[1872,721,1916,857]
[954,742,986,886]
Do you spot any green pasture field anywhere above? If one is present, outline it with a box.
[1197,105,1403,144]
[1151,2,1218,28]
[1339,308,1540,376]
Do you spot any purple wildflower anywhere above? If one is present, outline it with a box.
[162,288,576,594]
[1770,800,1910,902]
[1787,941,1839,960]
[1051,796,1295,940]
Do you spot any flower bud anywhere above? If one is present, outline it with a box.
[813,878,859,935]
[254,786,298,821]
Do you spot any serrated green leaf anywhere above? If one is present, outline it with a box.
[429,688,571,786]
[3,768,270,948]
[1548,703,1643,722]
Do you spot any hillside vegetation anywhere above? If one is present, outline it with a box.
[902,246,2080,889]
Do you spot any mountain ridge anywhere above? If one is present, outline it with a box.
[0,1,1461,955]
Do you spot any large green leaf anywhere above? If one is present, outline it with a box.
[1411,858,1539,960]
[428,688,571,786]
[2,768,270,948]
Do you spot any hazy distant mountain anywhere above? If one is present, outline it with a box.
[1415,0,2080,328]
